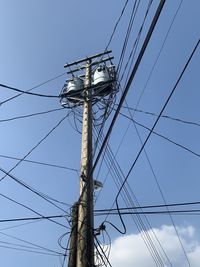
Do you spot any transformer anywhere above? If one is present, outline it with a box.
[60,77,84,104]
[67,77,84,94]
[93,65,116,96]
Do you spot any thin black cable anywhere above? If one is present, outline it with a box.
[0,83,59,98]
[118,0,153,81]
[0,220,43,232]
[0,215,66,223]
[95,209,200,216]
[0,244,62,256]
[0,168,69,214]
[117,0,140,74]
[0,153,78,173]
[105,0,129,50]
[131,0,184,113]
[0,193,68,229]
[95,200,200,212]
[120,105,200,128]
[0,111,71,182]
[0,107,65,123]
[0,71,67,105]
[118,111,200,158]
[0,231,63,256]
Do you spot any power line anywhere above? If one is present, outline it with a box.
[0,193,68,228]
[131,0,184,113]
[105,0,130,50]
[0,244,62,257]
[0,71,67,105]
[0,168,69,214]
[120,105,200,128]
[95,209,200,216]
[108,39,200,267]
[115,38,200,200]
[0,231,63,256]
[0,153,78,173]
[93,125,172,267]
[117,0,140,74]
[123,99,189,266]
[114,39,200,242]
[115,38,200,202]
[0,111,71,182]
[92,0,166,173]
[0,214,66,223]
[0,107,65,123]
[118,111,200,158]
[118,0,153,82]
[95,200,200,213]
[0,220,44,232]
[0,83,59,98]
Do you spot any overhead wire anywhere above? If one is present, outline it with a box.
[0,231,63,256]
[0,193,68,229]
[93,125,172,266]
[131,0,184,114]
[98,142,171,266]
[0,153,78,174]
[117,0,153,84]
[0,244,62,257]
[95,199,200,212]
[0,107,65,123]
[120,95,190,265]
[118,110,200,158]
[105,0,130,51]
[0,214,66,223]
[117,0,141,75]
[114,38,200,221]
[92,0,166,174]
[119,105,200,128]
[0,83,59,98]
[0,111,74,212]
[0,111,71,182]
[0,220,43,232]
[0,71,67,106]
[119,0,153,83]
[112,39,200,267]
[0,167,70,214]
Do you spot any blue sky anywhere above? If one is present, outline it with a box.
[0,0,200,266]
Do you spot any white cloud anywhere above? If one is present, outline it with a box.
[106,225,200,267]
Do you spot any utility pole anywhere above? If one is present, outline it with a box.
[61,51,115,267]
[76,59,94,267]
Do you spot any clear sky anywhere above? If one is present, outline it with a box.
[0,0,200,266]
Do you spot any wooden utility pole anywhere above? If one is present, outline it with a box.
[62,50,114,267]
[76,60,94,267]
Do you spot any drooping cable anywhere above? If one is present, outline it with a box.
[1,71,67,105]
[0,83,59,98]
